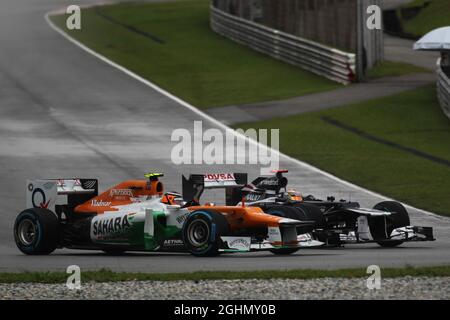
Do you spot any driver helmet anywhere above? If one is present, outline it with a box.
[287,188,303,201]
[161,191,185,206]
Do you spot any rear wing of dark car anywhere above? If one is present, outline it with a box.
[235,170,290,204]
[182,173,247,205]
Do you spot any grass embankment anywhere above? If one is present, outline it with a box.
[237,86,450,216]
[50,0,340,109]
[367,60,429,79]
[51,0,426,108]
[398,0,450,37]
[0,265,449,283]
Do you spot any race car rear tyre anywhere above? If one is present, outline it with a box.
[371,201,410,248]
[182,209,230,257]
[14,208,60,255]
[265,206,301,255]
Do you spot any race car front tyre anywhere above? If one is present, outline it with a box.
[182,209,230,257]
[14,208,60,255]
[371,201,410,248]
[269,247,300,255]
[265,206,301,255]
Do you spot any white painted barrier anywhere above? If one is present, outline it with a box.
[437,58,450,119]
[210,5,356,84]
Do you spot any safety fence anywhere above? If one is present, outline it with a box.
[210,5,356,84]
[437,58,450,120]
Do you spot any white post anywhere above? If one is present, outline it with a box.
[441,52,450,67]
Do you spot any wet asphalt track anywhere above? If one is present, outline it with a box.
[0,0,449,272]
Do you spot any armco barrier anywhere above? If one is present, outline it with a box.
[437,58,450,119]
[210,5,356,84]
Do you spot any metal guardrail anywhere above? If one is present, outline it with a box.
[210,5,356,84]
[437,58,450,120]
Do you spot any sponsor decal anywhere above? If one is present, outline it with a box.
[109,189,133,197]
[57,179,82,187]
[258,178,278,186]
[81,180,96,189]
[204,173,235,181]
[163,239,184,246]
[92,215,131,236]
[31,188,50,209]
[221,236,251,251]
[91,199,111,207]
[176,212,189,224]
[267,227,282,242]
[268,228,279,235]
[245,193,263,201]
[229,238,250,249]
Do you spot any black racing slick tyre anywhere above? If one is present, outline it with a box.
[371,201,410,248]
[14,208,60,255]
[182,209,230,257]
[265,206,301,255]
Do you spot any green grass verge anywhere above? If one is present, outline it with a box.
[1,265,449,283]
[50,1,429,109]
[367,60,430,79]
[237,86,450,216]
[400,0,450,37]
[50,0,341,109]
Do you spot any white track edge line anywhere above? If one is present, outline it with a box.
[44,9,447,221]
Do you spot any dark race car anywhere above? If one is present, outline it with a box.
[228,170,435,247]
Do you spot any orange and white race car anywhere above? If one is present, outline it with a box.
[13,173,317,257]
